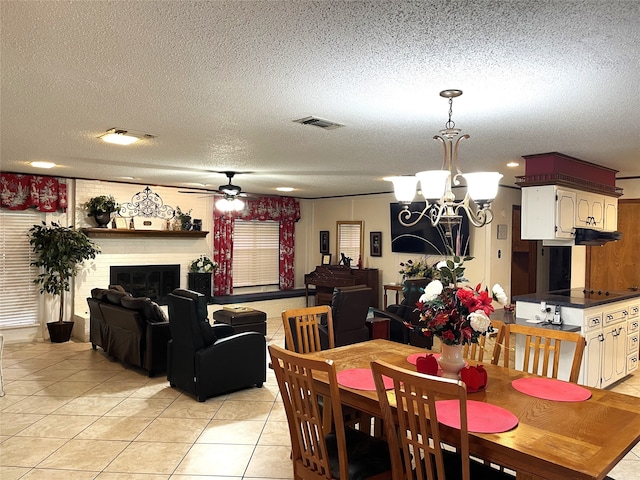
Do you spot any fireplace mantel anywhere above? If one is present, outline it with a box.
[81,228,209,239]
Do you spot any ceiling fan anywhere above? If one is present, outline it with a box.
[179,171,250,211]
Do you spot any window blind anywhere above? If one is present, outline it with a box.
[0,211,41,327]
[233,220,280,287]
[338,223,361,263]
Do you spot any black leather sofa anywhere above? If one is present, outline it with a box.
[87,287,171,376]
[167,289,266,401]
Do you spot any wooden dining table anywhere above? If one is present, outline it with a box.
[305,339,640,480]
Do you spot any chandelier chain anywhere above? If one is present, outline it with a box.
[445,97,456,130]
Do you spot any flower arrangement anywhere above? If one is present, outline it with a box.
[412,255,508,346]
[189,255,217,273]
[399,258,434,280]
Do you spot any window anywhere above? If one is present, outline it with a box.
[336,221,363,264]
[0,211,41,327]
[233,220,280,287]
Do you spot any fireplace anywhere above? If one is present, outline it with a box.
[110,264,180,305]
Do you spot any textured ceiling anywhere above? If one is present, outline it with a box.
[1,1,639,198]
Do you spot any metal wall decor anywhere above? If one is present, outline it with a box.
[119,186,175,219]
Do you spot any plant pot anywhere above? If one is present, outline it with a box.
[47,321,74,343]
[93,211,111,228]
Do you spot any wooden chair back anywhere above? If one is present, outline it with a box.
[463,319,506,365]
[504,324,585,383]
[371,360,471,480]
[281,306,334,353]
[268,344,348,480]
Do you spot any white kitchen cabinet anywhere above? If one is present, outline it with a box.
[521,186,619,240]
[603,196,618,231]
[576,191,604,230]
[583,329,604,388]
[600,322,627,387]
[521,186,575,240]
[627,304,639,374]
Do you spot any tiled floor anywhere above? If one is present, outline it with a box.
[1,318,639,479]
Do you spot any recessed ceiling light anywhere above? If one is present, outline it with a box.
[30,161,56,169]
[98,128,155,145]
[276,187,295,192]
[507,161,520,168]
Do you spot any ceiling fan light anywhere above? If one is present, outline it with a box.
[215,197,245,212]
[416,170,450,201]
[100,132,139,145]
[462,172,503,203]
[384,176,418,203]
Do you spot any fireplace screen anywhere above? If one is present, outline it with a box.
[110,264,180,305]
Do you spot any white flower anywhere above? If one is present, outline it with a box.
[469,311,491,333]
[419,280,443,302]
[492,284,508,305]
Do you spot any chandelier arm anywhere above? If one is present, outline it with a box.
[452,134,470,176]
[433,135,448,170]
[453,197,491,227]
[397,204,434,228]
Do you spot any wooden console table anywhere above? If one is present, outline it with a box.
[383,283,403,309]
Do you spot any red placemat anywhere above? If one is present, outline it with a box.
[337,368,394,391]
[406,353,468,367]
[511,377,592,402]
[435,400,519,433]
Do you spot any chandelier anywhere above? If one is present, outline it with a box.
[386,89,502,230]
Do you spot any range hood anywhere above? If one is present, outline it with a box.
[574,228,622,246]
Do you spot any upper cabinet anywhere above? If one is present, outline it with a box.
[521,185,618,241]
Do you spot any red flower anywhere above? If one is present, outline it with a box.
[441,330,455,342]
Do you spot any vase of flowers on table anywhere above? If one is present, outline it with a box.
[411,254,508,379]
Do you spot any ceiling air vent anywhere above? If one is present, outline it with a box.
[293,116,344,130]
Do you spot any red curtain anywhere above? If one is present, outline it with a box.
[0,173,68,212]
[213,196,301,295]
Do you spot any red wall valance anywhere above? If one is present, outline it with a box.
[0,173,68,212]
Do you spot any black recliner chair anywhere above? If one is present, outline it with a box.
[319,285,372,348]
[167,289,266,401]
[373,278,433,349]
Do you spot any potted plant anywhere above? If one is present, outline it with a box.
[83,195,119,228]
[175,206,192,230]
[28,222,101,342]
[189,255,218,273]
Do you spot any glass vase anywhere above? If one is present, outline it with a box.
[438,343,466,379]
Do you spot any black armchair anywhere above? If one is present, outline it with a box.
[167,289,266,401]
[373,278,433,349]
[319,285,372,348]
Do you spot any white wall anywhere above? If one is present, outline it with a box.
[296,185,520,305]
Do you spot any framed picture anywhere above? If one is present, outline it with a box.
[321,253,332,265]
[370,231,382,257]
[114,217,128,229]
[319,230,330,254]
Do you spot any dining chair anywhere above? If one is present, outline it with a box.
[371,360,514,480]
[281,305,334,353]
[269,344,392,480]
[503,324,586,383]
[463,319,506,365]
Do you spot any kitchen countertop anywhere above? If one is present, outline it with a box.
[512,316,581,332]
[514,288,640,309]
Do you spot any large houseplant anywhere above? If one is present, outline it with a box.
[83,195,119,227]
[28,222,101,342]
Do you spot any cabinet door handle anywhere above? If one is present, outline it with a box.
[598,334,605,342]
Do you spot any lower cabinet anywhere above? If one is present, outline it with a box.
[581,301,637,388]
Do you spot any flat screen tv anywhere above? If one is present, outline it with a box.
[390,202,470,255]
